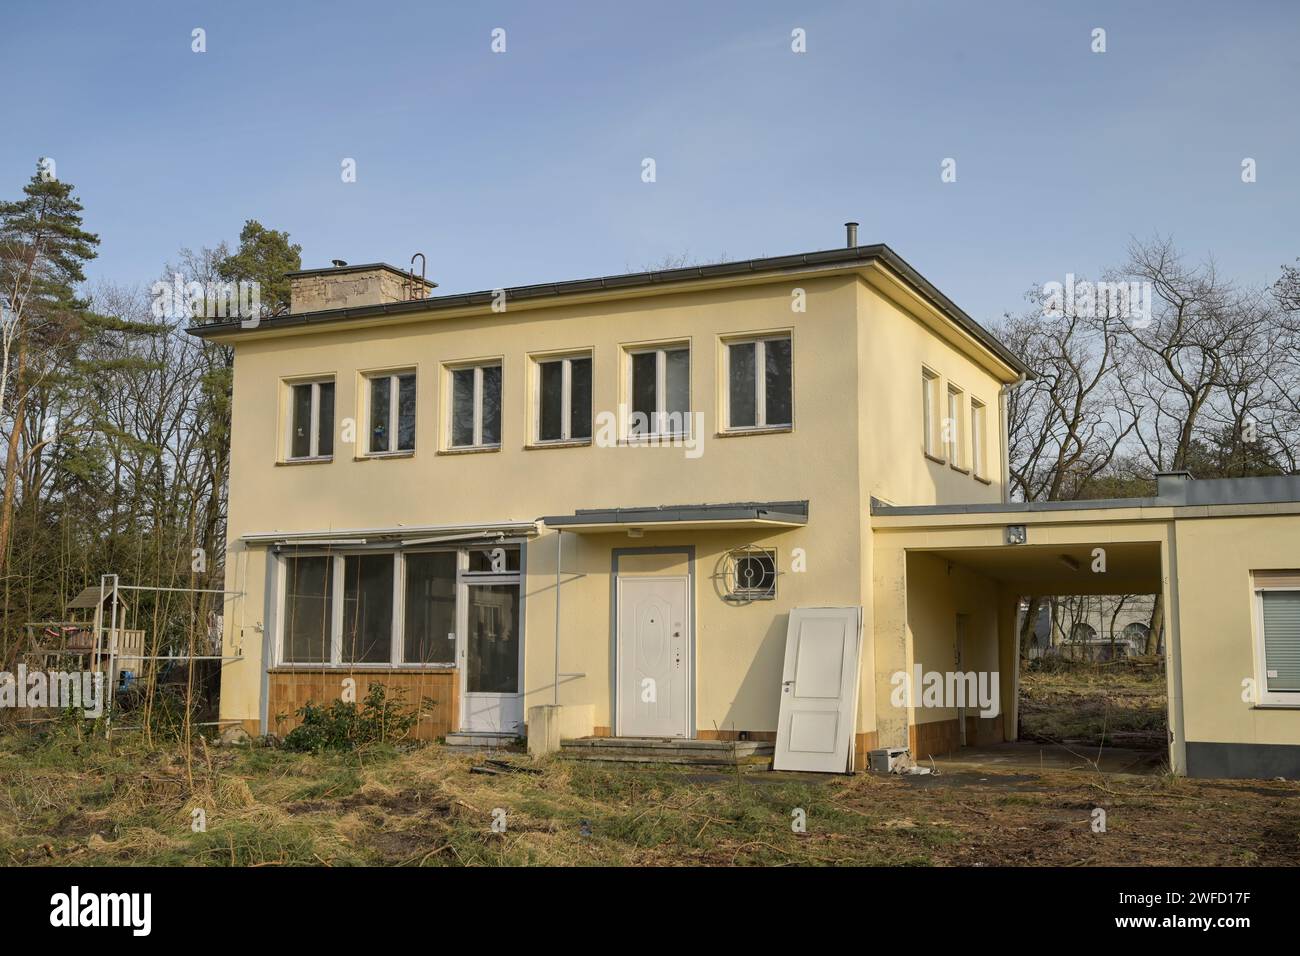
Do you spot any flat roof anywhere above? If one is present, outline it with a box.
[871,473,1300,517]
[543,500,809,532]
[188,243,1030,377]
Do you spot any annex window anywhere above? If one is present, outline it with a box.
[1254,574,1300,706]
[946,384,965,468]
[366,371,416,455]
[449,362,502,449]
[971,397,987,479]
[725,334,792,431]
[278,545,523,668]
[628,344,690,438]
[726,548,777,601]
[534,353,592,444]
[922,367,941,459]
[403,551,458,665]
[282,555,333,663]
[340,554,395,663]
[287,379,335,460]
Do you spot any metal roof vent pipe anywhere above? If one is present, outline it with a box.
[844,222,859,248]
[331,259,348,268]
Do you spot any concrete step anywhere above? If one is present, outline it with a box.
[559,736,773,766]
[444,732,524,752]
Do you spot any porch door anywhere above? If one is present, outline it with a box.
[460,579,523,734]
[616,575,690,738]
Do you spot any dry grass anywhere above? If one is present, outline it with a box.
[1019,659,1167,749]
[2,723,1298,866]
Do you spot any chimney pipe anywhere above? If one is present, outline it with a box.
[844,222,859,248]
[331,259,348,268]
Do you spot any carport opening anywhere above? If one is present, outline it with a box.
[1017,594,1168,756]
[903,541,1170,775]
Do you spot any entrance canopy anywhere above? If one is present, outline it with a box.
[542,500,808,534]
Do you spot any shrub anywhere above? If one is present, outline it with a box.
[282,684,433,752]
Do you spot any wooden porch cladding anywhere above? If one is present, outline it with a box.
[267,669,459,740]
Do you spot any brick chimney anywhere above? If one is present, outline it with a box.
[287,261,437,314]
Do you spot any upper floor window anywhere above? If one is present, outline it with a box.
[287,378,335,461]
[449,361,502,449]
[724,334,792,431]
[946,384,965,469]
[1254,574,1300,706]
[921,367,941,459]
[533,353,592,444]
[627,343,689,438]
[971,397,988,479]
[366,371,416,455]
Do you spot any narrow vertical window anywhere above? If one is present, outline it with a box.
[366,371,416,455]
[628,345,690,437]
[922,368,940,458]
[971,397,986,479]
[449,362,503,448]
[947,385,964,467]
[726,335,792,430]
[287,379,335,460]
[535,354,593,443]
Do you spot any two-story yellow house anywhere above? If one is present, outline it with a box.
[190,228,1300,778]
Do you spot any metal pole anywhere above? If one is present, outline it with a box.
[105,574,120,738]
[553,531,562,705]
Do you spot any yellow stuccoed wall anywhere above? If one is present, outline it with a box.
[1174,513,1300,748]
[217,270,1013,738]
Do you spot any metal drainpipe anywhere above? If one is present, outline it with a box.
[999,373,1027,503]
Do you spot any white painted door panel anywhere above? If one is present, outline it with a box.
[617,576,690,738]
[774,607,863,772]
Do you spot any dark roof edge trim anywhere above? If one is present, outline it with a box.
[189,244,1030,377]
[543,500,810,527]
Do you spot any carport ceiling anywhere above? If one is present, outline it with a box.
[921,541,1162,594]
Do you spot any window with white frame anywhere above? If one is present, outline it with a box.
[534,353,592,443]
[922,367,941,458]
[365,371,416,455]
[286,378,335,460]
[971,397,987,479]
[279,545,522,667]
[725,334,792,430]
[627,343,690,438]
[946,384,965,468]
[1255,574,1300,705]
[449,362,502,449]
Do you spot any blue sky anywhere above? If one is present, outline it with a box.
[2,0,1297,323]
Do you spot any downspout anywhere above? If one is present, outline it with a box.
[999,372,1027,503]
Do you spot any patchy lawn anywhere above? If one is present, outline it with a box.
[1,725,1296,867]
[1019,659,1167,750]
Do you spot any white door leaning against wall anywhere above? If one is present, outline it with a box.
[616,576,690,738]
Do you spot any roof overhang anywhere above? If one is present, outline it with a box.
[543,501,808,534]
[187,244,1029,382]
[241,520,540,548]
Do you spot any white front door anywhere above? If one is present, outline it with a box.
[460,580,524,734]
[773,607,863,773]
[616,575,690,738]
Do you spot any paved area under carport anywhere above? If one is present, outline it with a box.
[928,741,1165,776]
